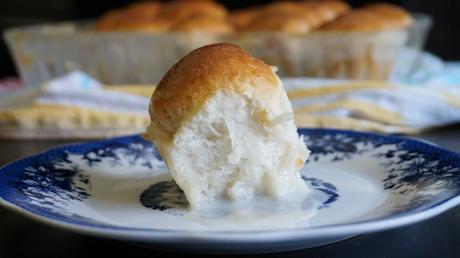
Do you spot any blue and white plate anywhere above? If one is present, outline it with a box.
[1,129,460,254]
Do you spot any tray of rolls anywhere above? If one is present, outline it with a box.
[4,0,431,85]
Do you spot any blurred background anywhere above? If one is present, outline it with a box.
[0,0,455,76]
[0,0,460,138]
[0,0,459,78]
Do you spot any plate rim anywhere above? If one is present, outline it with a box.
[0,128,459,243]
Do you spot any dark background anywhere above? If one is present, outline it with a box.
[0,0,459,79]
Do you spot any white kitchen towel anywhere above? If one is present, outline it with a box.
[35,71,150,115]
[284,78,460,133]
[23,72,460,134]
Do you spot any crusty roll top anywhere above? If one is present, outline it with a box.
[149,43,280,137]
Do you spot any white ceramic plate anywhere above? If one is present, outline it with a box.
[1,128,459,254]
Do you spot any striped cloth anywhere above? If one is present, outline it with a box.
[1,74,460,138]
[285,78,460,133]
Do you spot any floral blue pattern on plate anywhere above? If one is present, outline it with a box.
[0,128,459,254]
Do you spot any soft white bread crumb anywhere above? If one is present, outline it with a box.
[146,43,310,208]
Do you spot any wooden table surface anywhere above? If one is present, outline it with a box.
[0,126,459,258]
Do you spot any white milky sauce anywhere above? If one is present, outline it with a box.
[67,144,395,232]
[185,193,318,230]
[136,172,319,230]
[83,170,319,231]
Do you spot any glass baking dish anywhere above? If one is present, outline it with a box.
[4,14,431,85]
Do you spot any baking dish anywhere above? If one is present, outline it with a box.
[4,14,431,85]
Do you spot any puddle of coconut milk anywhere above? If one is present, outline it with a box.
[86,172,323,231]
[184,191,320,230]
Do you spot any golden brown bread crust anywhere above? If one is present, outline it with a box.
[320,10,382,31]
[242,1,350,33]
[302,0,350,23]
[260,2,322,27]
[171,15,234,33]
[320,3,412,31]
[364,3,413,27]
[261,1,307,14]
[96,1,411,34]
[156,0,228,23]
[126,1,163,20]
[229,7,260,30]
[149,43,278,136]
[113,18,172,32]
[243,2,315,32]
[95,2,163,31]
[245,13,312,34]
[96,0,229,32]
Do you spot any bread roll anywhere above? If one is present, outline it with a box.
[145,43,310,208]
[242,1,350,33]
[321,3,412,31]
[95,2,163,31]
[246,2,319,32]
[302,0,350,24]
[364,3,413,28]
